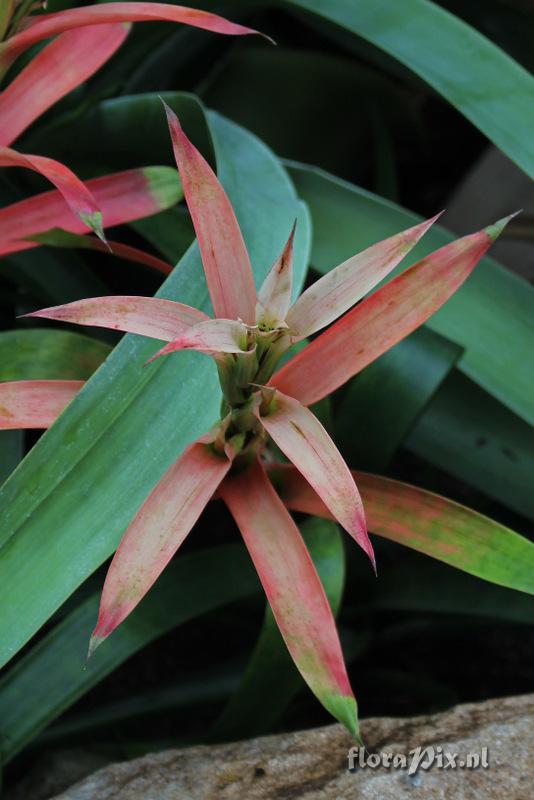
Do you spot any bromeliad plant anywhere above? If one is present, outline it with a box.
[5,105,513,738]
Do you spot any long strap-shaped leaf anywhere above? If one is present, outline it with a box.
[90,442,232,654]
[0,147,104,239]
[0,166,181,257]
[27,229,173,275]
[221,459,359,737]
[286,214,439,340]
[272,217,510,406]
[0,543,261,764]
[286,0,534,181]
[0,24,130,146]
[211,516,346,741]
[26,295,208,342]
[0,329,110,382]
[0,380,83,429]
[0,3,261,73]
[257,390,374,567]
[164,103,257,323]
[272,465,534,594]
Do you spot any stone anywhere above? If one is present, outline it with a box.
[42,694,534,799]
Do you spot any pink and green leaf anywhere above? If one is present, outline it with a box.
[271,465,534,594]
[286,214,440,340]
[25,296,208,341]
[148,318,249,362]
[273,216,513,406]
[0,24,130,146]
[164,103,257,323]
[256,222,295,328]
[90,441,232,654]
[26,229,173,275]
[0,3,263,73]
[220,459,359,737]
[0,380,83,429]
[256,390,374,567]
[0,146,104,240]
[0,166,181,258]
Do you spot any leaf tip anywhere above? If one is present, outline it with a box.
[87,633,105,661]
[80,210,106,245]
[325,692,360,739]
[485,211,520,242]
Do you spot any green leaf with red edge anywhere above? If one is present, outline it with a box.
[0,24,130,147]
[0,108,311,671]
[272,217,511,407]
[271,465,534,594]
[0,166,181,258]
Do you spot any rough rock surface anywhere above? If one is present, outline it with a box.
[42,694,533,799]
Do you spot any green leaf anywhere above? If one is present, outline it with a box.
[0,431,22,485]
[284,0,534,179]
[200,45,411,184]
[335,328,461,471]
[131,207,195,265]
[0,329,111,381]
[0,107,311,669]
[210,517,346,740]
[0,544,260,764]
[359,555,534,624]
[287,161,534,426]
[40,662,242,746]
[405,370,534,520]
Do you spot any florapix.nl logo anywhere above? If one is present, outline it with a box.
[347,745,490,776]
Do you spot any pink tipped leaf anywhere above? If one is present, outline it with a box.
[0,380,83,429]
[0,146,104,240]
[90,441,232,654]
[164,103,257,323]
[255,222,296,328]
[25,296,208,341]
[273,216,513,406]
[271,464,534,594]
[256,390,374,567]
[147,318,250,362]
[286,214,440,340]
[26,229,173,275]
[0,24,130,147]
[0,166,181,258]
[0,3,264,72]
[220,459,359,737]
